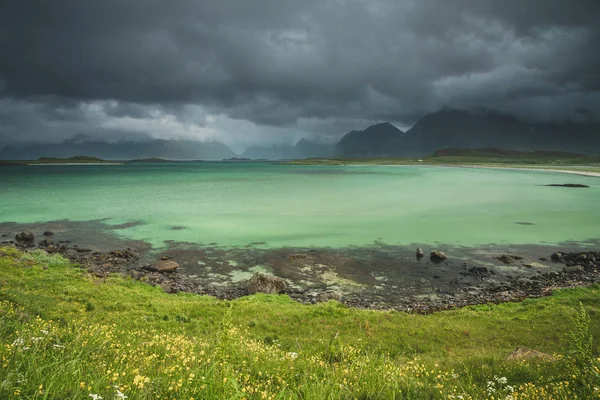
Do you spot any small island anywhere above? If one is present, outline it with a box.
[222,157,251,161]
[126,157,171,163]
[1,156,123,165]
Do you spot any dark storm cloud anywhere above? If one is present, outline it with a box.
[0,0,599,146]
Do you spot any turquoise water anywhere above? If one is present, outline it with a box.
[1,162,599,249]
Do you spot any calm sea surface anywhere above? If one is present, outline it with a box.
[1,162,599,250]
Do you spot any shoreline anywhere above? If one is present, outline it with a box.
[452,165,600,178]
[16,242,600,313]
[15,160,600,177]
[286,160,600,177]
[350,164,600,177]
[2,224,599,313]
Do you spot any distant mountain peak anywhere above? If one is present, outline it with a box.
[334,108,600,158]
[365,122,403,132]
[335,121,405,157]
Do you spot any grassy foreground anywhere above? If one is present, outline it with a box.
[1,247,599,399]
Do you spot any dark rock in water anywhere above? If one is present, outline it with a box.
[551,252,563,261]
[161,256,169,261]
[76,248,92,253]
[515,222,535,225]
[429,250,447,261]
[467,266,494,277]
[563,265,584,273]
[15,231,34,247]
[245,272,287,295]
[496,254,523,264]
[416,248,424,259]
[42,231,54,236]
[1,233,8,237]
[545,183,589,188]
[156,259,179,272]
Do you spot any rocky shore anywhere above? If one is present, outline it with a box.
[2,230,599,314]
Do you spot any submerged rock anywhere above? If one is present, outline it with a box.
[430,250,447,261]
[245,272,287,295]
[416,248,424,259]
[545,183,589,188]
[42,231,54,236]
[496,254,524,264]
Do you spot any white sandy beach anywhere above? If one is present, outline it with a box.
[471,166,600,178]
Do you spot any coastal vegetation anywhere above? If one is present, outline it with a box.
[286,148,600,172]
[1,246,599,399]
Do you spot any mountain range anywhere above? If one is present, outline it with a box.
[2,108,599,160]
[335,108,600,157]
[240,139,335,160]
[0,139,236,160]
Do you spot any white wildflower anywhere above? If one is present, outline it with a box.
[115,389,127,399]
[89,395,103,400]
[12,338,24,346]
[52,344,65,348]
[506,385,514,393]
[40,330,49,335]
[496,376,508,385]
[22,346,30,351]
[287,352,299,360]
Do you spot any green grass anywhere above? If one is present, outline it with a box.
[1,246,599,399]
[287,148,600,172]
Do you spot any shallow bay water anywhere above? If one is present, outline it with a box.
[1,162,599,299]
[1,162,599,248]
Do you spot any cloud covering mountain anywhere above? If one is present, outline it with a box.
[0,0,598,149]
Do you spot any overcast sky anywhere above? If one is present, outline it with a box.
[1,0,599,150]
